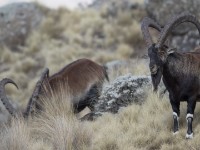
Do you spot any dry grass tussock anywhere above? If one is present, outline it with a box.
[0,118,33,150]
[31,83,92,150]
[0,84,92,150]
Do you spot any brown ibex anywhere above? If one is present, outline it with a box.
[141,12,200,139]
[1,58,109,118]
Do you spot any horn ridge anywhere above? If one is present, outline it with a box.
[141,17,162,48]
[156,12,200,48]
[24,68,49,118]
[0,78,18,116]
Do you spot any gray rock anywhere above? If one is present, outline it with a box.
[85,74,166,120]
[0,2,44,51]
[145,0,200,52]
[96,74,151,113]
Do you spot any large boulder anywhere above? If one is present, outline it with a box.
[0,2,45,51]
[96,74,151,113]
[82,74,166,121]
[145,0,200,52]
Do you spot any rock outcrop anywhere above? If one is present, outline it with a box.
[82,74,166,121]
[0,2,45,51]
[96,74,151,113]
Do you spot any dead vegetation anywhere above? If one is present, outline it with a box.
[2,81,200,149]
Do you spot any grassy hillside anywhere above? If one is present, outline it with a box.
[1,0,199,150]
[0,0,147,106]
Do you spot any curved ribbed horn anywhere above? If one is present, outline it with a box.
[23,68,49,118]
[156,12,200,48]
[0,78,18,116]
[141,17,162,48]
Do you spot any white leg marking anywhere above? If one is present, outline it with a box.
[186,133,193,139]
[173,131,179,135]
[186,113,193,120]
[173,112,179,120]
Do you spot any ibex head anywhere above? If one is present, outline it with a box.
[141,12,200,91]
[0,68,49,118]
[141,17,164,91]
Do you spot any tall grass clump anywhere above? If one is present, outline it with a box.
[33,83,92,150]
[0,118,33,150]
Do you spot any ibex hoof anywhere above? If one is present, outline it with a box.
[186,133,193,139]
[173,131,179,135]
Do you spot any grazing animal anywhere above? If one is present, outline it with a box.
[38,58,109,113]
[0,68,49,118]
[0,58,109,118]
[141,12,200,139]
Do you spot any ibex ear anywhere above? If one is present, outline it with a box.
[167,47,176,55]
[164,39,170,47]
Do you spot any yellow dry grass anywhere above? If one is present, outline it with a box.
[2,62,200,149]
[0,118,35,150]
[31,83,92,150]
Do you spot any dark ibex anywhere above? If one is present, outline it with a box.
[1,59,108,118]
[141,12,200,139]
[0,68,49,118]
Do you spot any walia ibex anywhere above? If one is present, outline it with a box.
[1,58,108,118]
[0,68,49,118]
[141,12,200,139]
[38,58,109,113]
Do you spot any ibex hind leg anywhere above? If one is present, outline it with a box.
[85,84,102,111]
[75,84,101,113]
[73,102,87,113]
